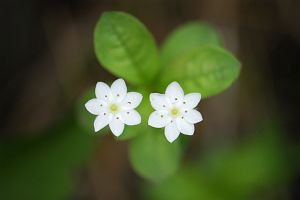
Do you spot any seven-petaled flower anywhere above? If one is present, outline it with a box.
[85,79,143,137]
[148,82,203,143]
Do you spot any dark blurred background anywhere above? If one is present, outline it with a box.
[1,0,300,199]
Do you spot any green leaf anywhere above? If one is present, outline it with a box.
[94,12,159,85]
[0,117,95,200]
[161,46,240,98]
[129,129,182,182]
[160,22,221,67]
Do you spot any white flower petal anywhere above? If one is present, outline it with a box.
[109,115,125,137]
[149,93,171,110]
[121,92,143,109]
[165,82,184,103]
[120,110,141,125]
[110,79,127,102]
[183,93,201,109]
[148,111,171,128]
[176,117,195,135]
[94,112,112,132]
[96,82,112,101]
[85,99,107,115]
[165,122,180,143]
[184,109,203,124]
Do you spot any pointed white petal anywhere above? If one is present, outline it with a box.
[165,122,180,143]
[183,93,201,109]
[111,79,127,102]
[121,92,143,109]
[109,115,125,137]
[165,82,184,103]
[85,99,107,115]
[184,109,203,124]
[148,111,171,128]
[149,93,171,110]
[94,113,112,132]
[96,82,112,101]
[176,117,195,135]
[120,110,141,125]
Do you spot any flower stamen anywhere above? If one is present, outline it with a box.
[170,107,181,117]
[109,103,119,113]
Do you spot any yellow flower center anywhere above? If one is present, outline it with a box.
[170,107,180,117]
[109,103,119,113]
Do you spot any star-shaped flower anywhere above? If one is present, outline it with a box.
[85,79,143,137]
[148,82,203,143]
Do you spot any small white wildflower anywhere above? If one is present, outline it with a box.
[85,79,142,137]
[148,82,203,143]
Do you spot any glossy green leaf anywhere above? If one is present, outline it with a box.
[94,12,159,85]
[129,129,182,182]
[160,22,221,67]
[161,46,240,98]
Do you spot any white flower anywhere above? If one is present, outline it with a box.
[148,82,203,143]
[85,79,143,137]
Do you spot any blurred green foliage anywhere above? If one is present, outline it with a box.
[0,116,95,200]
[93,11,241,181]
[143,124,292,200]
